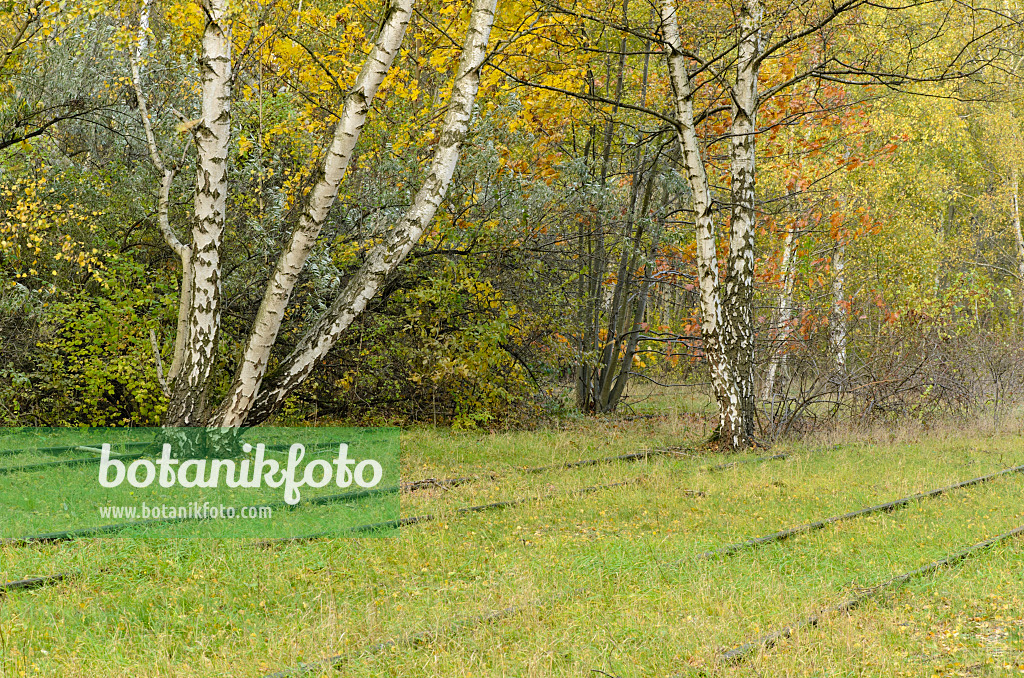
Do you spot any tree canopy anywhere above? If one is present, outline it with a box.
[2,0,1023,443]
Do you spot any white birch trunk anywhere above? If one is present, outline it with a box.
[721,0,761,447]
[167,251,192,382]
[165,0,232,425]
[240,0,498,425]
[213,0,414,426]
[1013,168,1024,321]
[131,0,176,255]
[761,220,796,401]
[135,0,152,60]
[659,0,744,447]
[831,242,847,377]
[131,0,193,386]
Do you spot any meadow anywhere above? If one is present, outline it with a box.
[2,411,1023,677]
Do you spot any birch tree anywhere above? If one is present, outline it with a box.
[1013,169,1024,319]
[656,0,1007,448]
[133,0,499,427]
[159,0,233,426]
[721,0,761,444]
[761,218,797,402]
[659,0,759,449]
[831,240,847,377]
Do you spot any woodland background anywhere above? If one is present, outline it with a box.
[2,0,1024,440]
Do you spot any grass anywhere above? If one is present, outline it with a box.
[1,413,1023,677]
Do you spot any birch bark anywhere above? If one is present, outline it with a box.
[213,0,414,426]
[1013,168,1024,321]
[165,0,232,425]
[721,0,761,447]
[761,219,796,401]
[831,241,847,377]
[659,0,744,447]
[240,0,498,425]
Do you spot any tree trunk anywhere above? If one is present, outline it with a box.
[164,0,232,426]
[721,0,761,447]
[761,219,796,401]
[130,0,193,386]
[607,182,664,410]
[660,0,748,449]
[831,241,847,378]
[575,33,627,414]
[590,150,658,414]
[213,0,414,427]
[1013,168,1024,323]
[241,0,498,425]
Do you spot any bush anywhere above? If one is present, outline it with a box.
[1,257,172,426]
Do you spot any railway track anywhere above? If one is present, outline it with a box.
[255,462,1024,678]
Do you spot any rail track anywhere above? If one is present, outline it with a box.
[255,462,1024,678]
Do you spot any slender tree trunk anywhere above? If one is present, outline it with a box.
[241,0,498,425]
[130,0,193,385]
[167,252,192,382]
[134,0,152,63]
[608,182,665,409]
[659,0,749,446]
[213,0,414,426]
[593,151,658,413]
[761,219,796,401]
[575,127,594,410]
[583,56,620,410]
[604,20,657,410]
[595,147,649,411]
[1013,168,1024,322]
[576,28,628,413]
[831,241,847,378]
[660,0,743,448]
[721,0,761,448]
[163,0,232,425]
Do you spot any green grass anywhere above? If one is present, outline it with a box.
[1,415,1023,677]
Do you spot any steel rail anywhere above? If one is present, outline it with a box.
[257,462,1024,678]
[720,524,1024,662]
[670,462,1024,567]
